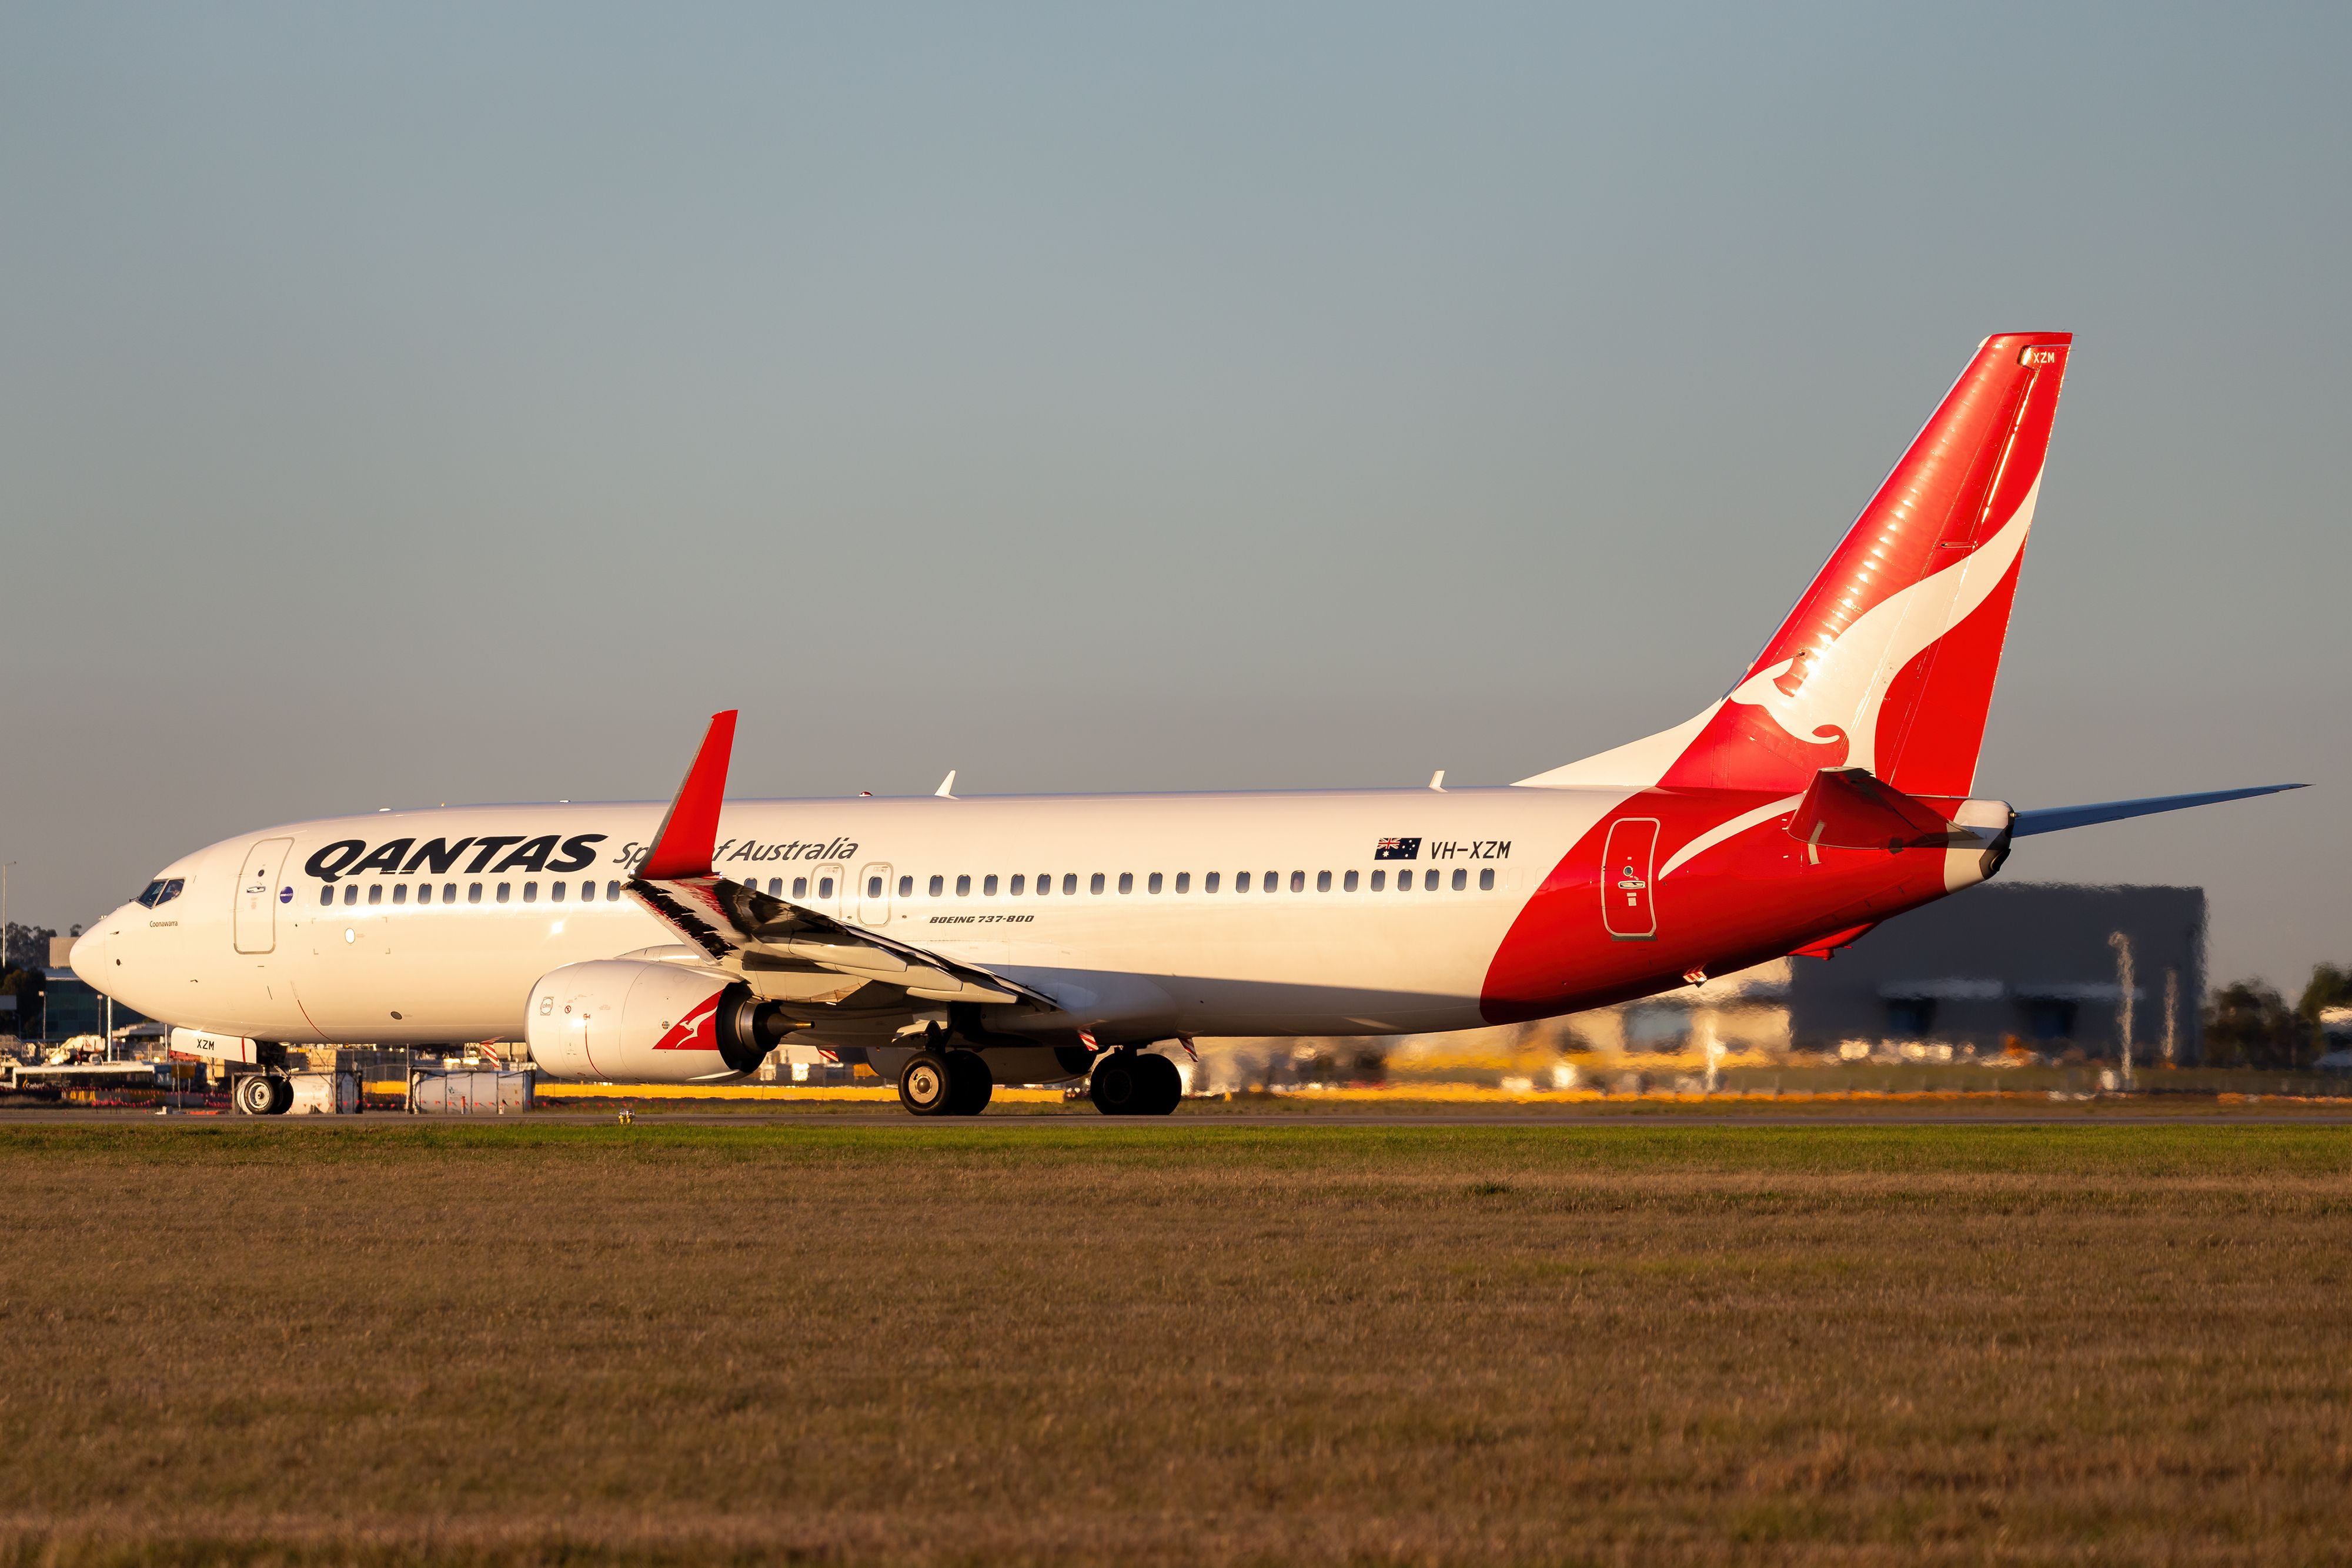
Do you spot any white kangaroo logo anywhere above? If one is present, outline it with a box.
[1724,479,2041,777]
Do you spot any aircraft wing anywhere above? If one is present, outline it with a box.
[629,872,1054,1006]
[2010,783,2306,838]
[620,711,1055,1009]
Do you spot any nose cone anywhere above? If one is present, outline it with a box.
[68,925,109,982]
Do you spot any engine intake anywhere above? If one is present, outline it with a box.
[526,959,794,1083]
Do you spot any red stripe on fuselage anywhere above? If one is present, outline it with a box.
[1478,790,1960,1024]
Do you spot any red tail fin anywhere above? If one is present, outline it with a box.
[1660,333,2072,796]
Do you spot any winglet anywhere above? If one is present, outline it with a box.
[639,711,739,880]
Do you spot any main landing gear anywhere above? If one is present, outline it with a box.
[896,1047,994,1117]
[1087,1049,1181,1116]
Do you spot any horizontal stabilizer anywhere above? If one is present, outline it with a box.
[2010,783,2306,838]
[1787,767,1970,852]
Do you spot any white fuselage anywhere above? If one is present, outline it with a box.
[75,787,1620,1049]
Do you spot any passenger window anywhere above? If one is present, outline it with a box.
[1396,871,1411,892]
[864,877,879,898]
[1288,871,1303,893]
[393,884,408,905]
[793,877,809,898]
[956,874,971,897]
[1237,871,1251,892]
[523,882,539,903]
[468,883,483,904]
[767,878,783,897]
[1451,868,1466,891]
[818,876,835,900]
[984,874,999,896]
[1118,873,1133,894]
[1344,870,1358,891]
[418,884,433,905]
[342,885,358,905]
[1316,871,1331,892]
[577,881,593,902]
[929,875,944,897]
[1033,874,1048,895]
[1010,874,1025,895]
[1175,872,1190,894]
[604,881,619,901]
[1205,871,1220,893]
[1265,871,1279,894]
[551,881,566,903]
[1090,873,1105,894]
[1063,873,1078,895]
[898,875,913,897]
[1479,868,1495,891]
[1371,870,1385,891]
[366,884,382,905]
[497,882,512,903]
[319,887,334,907]
[1425,869,1439,891]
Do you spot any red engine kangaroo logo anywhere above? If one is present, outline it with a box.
[652,990,726,1052]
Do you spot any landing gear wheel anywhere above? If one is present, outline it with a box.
[945,1049,993,1116]
[1088,1051,1144,1115]
[268,1074,296,1115]
[235,1074,279,1116]
[1135,1052,1182,1115]
[898,1052,955,1116]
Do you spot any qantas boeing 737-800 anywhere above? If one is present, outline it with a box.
[72,333,2300,1115]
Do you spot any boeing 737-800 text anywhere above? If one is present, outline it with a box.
[74,333,2300,1115]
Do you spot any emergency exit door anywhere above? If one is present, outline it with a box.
[234,837,294,954]
[1601,818,1659,940]
[858,862,893,927]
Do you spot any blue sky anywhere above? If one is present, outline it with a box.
[2,3,2344,987]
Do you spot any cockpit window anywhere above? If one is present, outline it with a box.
[136,881,166,907]
[134,878,185,908]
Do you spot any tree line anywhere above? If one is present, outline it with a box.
[2203,964,2352,1069]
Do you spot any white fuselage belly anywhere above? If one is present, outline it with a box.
[88,787,1622,1048]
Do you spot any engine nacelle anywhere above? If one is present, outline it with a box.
[525,959,796,1084]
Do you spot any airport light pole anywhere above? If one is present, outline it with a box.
[0,862,11,1048]
[2109,931,2136,1090]
[2163,964,2179,1068]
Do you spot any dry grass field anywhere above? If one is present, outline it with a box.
[2,1121,2348,1566]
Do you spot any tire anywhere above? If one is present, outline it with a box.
[234,1074,278,1116]
[268,1075,296,1115]
[897,1052,954,1116]
[945,1049,993,1116]
[1135,1052,1182,1115]
[1087,1052,1143,1115]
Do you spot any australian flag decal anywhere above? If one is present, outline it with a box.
[1374,837,1421,861]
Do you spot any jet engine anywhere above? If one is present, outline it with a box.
[525,959,796,1083]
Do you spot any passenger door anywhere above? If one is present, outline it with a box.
[233,837,295,954]
[1601,819,1659,941]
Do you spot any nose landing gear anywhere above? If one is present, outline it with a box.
[233,1072,293,1115]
